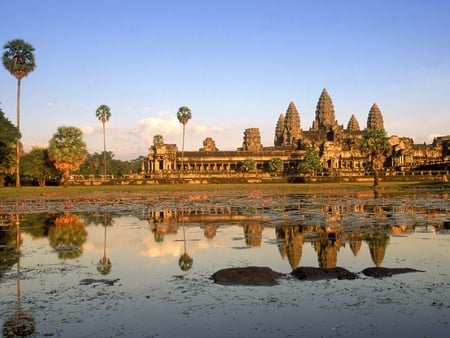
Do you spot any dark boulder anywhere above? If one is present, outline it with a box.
[291,266,358,281]
[361,267,424,278]
[79,278,120,286]
[211,266,283,286]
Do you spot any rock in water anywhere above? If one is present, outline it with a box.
[361,267,424,278]
[291,266,358,281]
[79,278,120,286]
[211,266,282,286]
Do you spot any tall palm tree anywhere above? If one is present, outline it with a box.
[95,104,111,177]
[176,106,191,173]
[2,39,36,187]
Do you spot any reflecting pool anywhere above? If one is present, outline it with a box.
[1,190,449,337]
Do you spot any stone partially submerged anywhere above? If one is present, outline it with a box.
[211,266,424,285]
[361,267,424,278]
[291,266,358,281]
[211,266,282,286]
[79,278,120,286]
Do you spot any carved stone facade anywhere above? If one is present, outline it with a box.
[367,103,384,130]
[241,128,263,152]
[200,137,219,152]
[276,102,302,147]
[148,88,449,177]
[347,114,360,132]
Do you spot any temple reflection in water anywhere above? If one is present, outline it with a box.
[1,192,449,337]
[1,195,448,276]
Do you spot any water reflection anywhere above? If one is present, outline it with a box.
[276,226,303,269]
[97,213,114,275]
[49,212,87,260]
[178,212,193,271]
[2,215,35,337]
[0,196,448,275]
[0,192,448,337]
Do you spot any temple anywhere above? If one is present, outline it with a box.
[147,88,449,181]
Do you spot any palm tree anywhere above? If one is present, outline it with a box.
[360,128,391,187]
[176,106,192,173]
[48,126,88,187]
[95,104,111,177]
[153,134,164,146]
[2,39,36,187]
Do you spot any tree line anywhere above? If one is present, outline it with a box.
[1,38,197,188]
[0,106,145,187]
[2,38,390,188]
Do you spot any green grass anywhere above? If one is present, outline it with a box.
[1,181,447,199]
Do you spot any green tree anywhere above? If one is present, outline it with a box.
[20,146,58,187]
[268,157,284,173]
[76,151,128,177]
[177,106,192,172]
[153,134,164,145]
[126,156,148,175]
[95,104,111,176]
[298,147,322,175]
[76,152,101,176]
[48,126,87,187]
[240,158,256,172]
[360,128,391,187]
[0,107,20,187]
[3,39,36,187]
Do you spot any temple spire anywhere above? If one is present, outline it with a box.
[347,114,360,132]
[314,88,336,130]
[367,103,384,130]
[283,101,301,146]
[274,114,285,146]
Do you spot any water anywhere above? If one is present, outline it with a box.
[1,190,449,337]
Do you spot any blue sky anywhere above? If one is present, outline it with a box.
[1,0,449,159]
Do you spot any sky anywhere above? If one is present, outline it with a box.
[1,0,449,160]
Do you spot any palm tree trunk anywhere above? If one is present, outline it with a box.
[181,124,185,173]
[102,121,106,177]
[15,78,21,188]
[373,170,379,187]
[63,171,70,188]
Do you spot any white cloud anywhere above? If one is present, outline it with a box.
[192,124,224,133]
[136,116,180,135]
[81,125,100,135]
[79,114,236,159]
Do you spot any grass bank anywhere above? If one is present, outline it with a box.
[1,181,448,200]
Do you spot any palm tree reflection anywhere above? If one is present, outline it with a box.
[178,210,193,271]
[2,214,35,337]
[97,213,113,275]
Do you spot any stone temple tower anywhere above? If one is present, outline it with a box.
[242,128,263,151]
[311,88,338,131]
[274,102,301,146]
[274,114,285,146]
[367,103,384,130]
[284,101,302,145]
[347,114,360,132]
